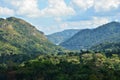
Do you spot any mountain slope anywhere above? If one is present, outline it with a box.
[60,22,120,50]
[0,17,62,55]
[91,42,120,55]
[47,29,80,45]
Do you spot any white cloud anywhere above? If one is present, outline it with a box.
[54,17,62,22]
[71,0,120,12]
[65,17,110,29]
[8,0,75,18]
[0,7,14,16]
[95,0,120,12]
[9,0,41,17]
[71,0,94,10]
[41,0,75,17]
[1,0,120,18]
[38,25,64,35]
[90,17,110,27]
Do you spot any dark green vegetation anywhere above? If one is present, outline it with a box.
[0,52,120,80]
[0,17,63,55]
[91,42,120,56]
[47,29,80,45]
[60,22,120,50]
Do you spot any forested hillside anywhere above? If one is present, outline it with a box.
[0,17,63,55]
[60,22,120,50]
[91,42,120,56]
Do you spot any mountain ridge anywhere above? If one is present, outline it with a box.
[60,21,120,50]
[47,29,80,45]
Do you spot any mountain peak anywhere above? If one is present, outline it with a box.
[104,21,120,26]
[0,17,62,55]
[109,21,120,24]
[7,17,20,21]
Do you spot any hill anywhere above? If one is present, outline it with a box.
[91,42,120,55]
[0,17,63,55]
[47,29,80,45]
[60,22,120,50]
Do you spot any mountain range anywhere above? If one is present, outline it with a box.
[47,29,80,45]
[0,17,119,54]
[60,22,120,50]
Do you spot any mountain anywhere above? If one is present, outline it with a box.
[91,42,120,55]
[60,21,120,50]
[47,29,80,45]
[0,17,63,55]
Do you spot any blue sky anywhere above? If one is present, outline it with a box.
[0,0,120,34]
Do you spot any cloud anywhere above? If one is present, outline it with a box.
[54,17,62,22]
[38,25,64,35]
[95,0,120,12]
[65,17,110,29]
[71,0,120,12]
[71,0,94,10]
[41,0,75,17]
[3,0,119,18]
[0,7,14,16]
[7,0,75,18]
[9,0,41,17]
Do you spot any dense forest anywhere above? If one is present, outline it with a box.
[0,51,120,80]
[91,42,120,56]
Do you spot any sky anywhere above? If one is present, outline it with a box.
[0,0,120,34]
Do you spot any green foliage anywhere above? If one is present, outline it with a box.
[0,52,120,80]
[0,41,20,55]
[91,42,120,56]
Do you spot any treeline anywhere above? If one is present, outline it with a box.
[91,42,120,56]
[0,52,120,80]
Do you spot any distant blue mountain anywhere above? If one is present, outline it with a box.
[47,29,80,45]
